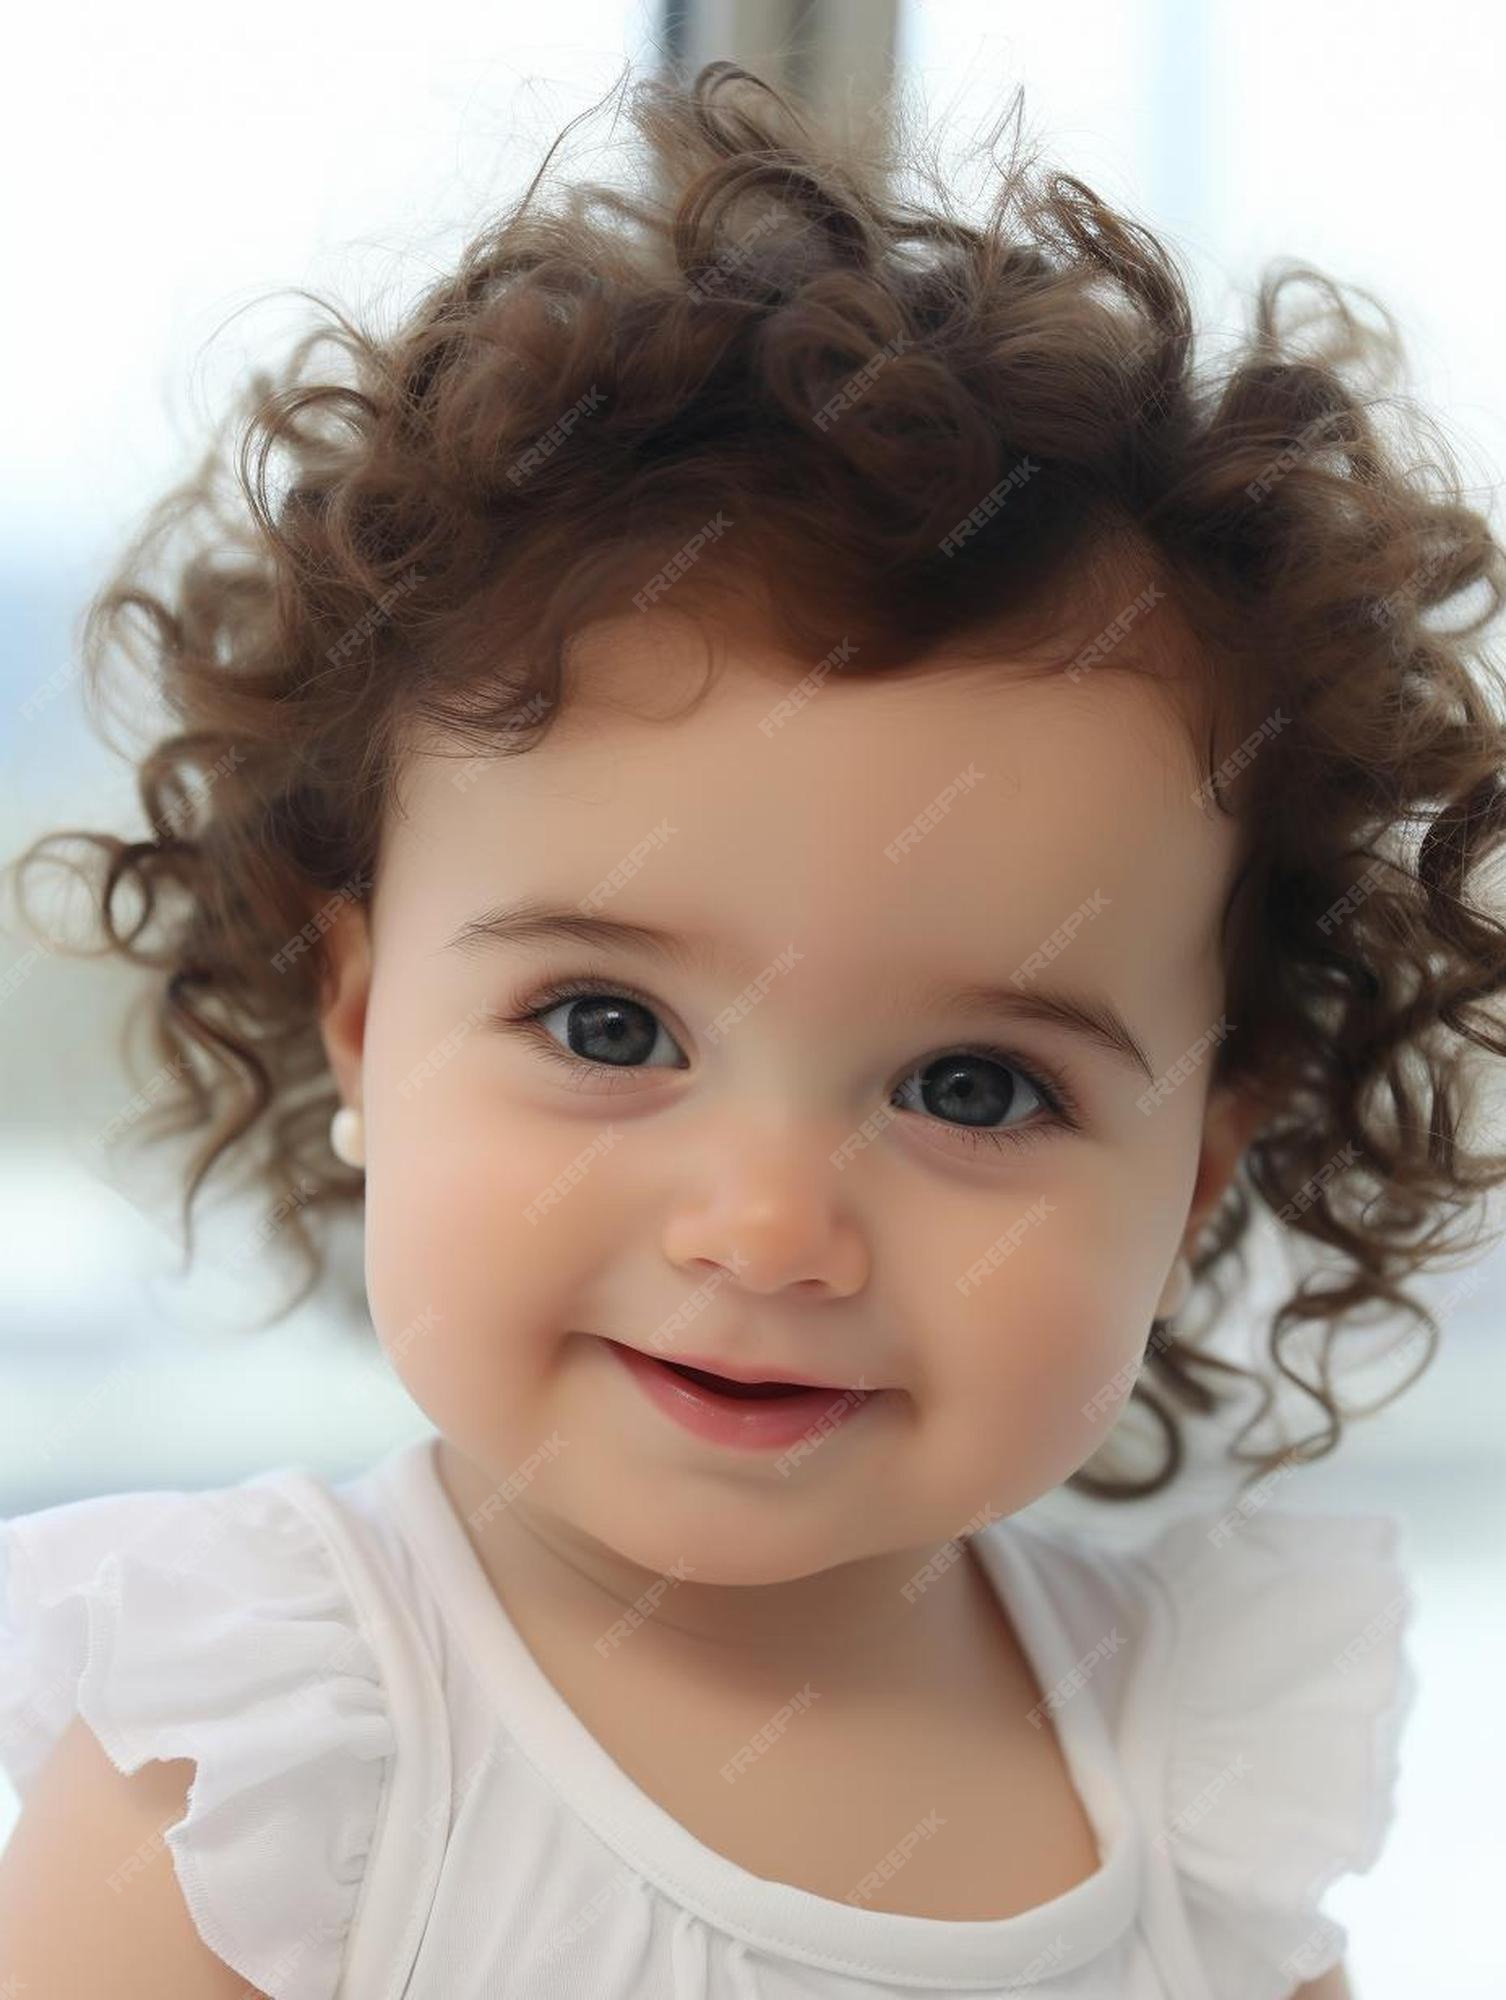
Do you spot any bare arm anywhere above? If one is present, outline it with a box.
[1290,1963,1353,1999]
[0,1714,272,1998]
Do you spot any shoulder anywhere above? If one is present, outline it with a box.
[0,1455,449,2000]
[998,1498,1418,1996]
[0,1713,271,1997]
[1290,1967,1353,1999]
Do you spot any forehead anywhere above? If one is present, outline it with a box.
[384,610,1238,1005]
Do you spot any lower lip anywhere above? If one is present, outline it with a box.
[604,1340,884,1453]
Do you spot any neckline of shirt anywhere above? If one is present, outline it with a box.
[368,1433,1143,1987]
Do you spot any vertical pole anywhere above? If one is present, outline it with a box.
[654,0,899,155]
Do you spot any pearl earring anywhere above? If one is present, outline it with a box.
[330,1105,365,1169]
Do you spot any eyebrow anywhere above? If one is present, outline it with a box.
[444,897,1156,1082]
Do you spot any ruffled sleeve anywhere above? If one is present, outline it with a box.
[0,1475,397,2000]
[1137,1503,1420,1999]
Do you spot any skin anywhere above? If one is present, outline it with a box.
[316,602,1268,1702]
[0,587,1329,2000]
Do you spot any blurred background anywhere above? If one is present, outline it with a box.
[3,3,1504,1993]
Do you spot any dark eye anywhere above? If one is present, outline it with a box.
[888,1051,1052,1147]
[524,988,685,1070]
[496,977,1080,1153]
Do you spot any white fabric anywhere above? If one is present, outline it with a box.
[0,1434,1419,1999]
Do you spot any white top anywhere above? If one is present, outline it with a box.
[0,1433,1418,1999]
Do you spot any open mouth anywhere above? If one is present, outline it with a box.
[603,1337,883,1452]
[655,1360,825,1401]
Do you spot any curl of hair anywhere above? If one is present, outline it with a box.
[11,59,1506,1500]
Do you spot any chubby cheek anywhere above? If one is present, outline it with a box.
[359,1079,609,1447]
[920,1205,1160,1510]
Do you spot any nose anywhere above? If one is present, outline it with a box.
[663,1141,869,1298]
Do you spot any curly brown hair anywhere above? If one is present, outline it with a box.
[10,58,1506,1503]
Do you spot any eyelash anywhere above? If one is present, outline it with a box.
[489,972,1086,1154]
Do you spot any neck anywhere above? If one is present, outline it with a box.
[434,1437,1004,1695]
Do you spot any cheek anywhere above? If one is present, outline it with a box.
[927,1197,1167,1479]
[361,1080,606,1416]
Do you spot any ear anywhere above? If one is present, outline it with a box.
[1181,1075,1270,1252]
[316,901,374,1113]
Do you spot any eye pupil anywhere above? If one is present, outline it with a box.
[567,996,656,1065]
[922,1054,1014,1128]
[521,991,1058,1150]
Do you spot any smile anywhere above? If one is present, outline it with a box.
[600,1338,887,1453]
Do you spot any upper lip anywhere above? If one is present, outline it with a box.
[607,1338,881,1392]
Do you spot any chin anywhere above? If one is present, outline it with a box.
[579,1488,875,1589]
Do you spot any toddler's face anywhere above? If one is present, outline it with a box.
[320,607,1260,1590]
